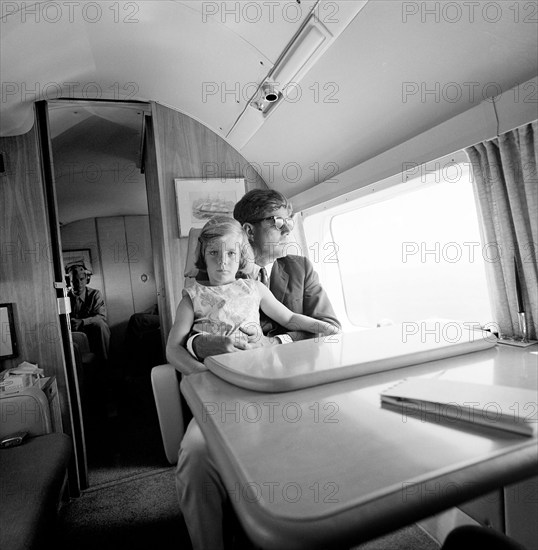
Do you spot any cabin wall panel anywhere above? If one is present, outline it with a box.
[0,124,67,393]
[96,217,134,331]
[148,102,268,336]
[125,215,158,314]
[294,77,538,213]
[143,115,172,343]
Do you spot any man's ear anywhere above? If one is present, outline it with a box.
[242,222,255,241]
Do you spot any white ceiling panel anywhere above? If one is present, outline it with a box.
[238,0,538,195]
[1,0,537,214]
[177,0,318,63]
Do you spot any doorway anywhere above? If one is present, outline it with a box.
[47,100,167,486]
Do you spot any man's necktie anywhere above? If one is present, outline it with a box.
[76,296,84,316]
[259,267,269,287]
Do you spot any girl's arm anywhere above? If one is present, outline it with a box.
[257,282,340,337]
[166,296,208,375]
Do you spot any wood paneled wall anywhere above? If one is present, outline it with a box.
[144,102,268,338]
[0,124,71,420]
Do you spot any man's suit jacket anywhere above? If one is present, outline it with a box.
[68,286,108,325]
[260,255,340,341]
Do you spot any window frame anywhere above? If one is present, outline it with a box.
[302,150,491,331]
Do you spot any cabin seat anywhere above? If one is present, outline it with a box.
[0,390,72,550]
[124,305,164,375]
[441,525,527,550]
[152,228,202,464]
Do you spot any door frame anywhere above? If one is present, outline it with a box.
[36,98,169,488]
[35,99,87,492]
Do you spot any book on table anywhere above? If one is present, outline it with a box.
[380,378,537,436]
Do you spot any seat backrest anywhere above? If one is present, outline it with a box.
[182,224,256,281]
[183,227,202,286]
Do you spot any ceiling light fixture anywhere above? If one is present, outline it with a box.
[226,0,369,150]
[227,12,330,147]
[251,83,281,114]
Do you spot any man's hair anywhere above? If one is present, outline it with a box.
[233,189,292,225]
[66,263,87,273]
[194,216,253,272]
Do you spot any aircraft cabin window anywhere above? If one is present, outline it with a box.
[304,160,493,331]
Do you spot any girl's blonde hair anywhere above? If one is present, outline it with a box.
[194,216,254,272]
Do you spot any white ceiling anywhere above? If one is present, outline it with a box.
[1,0,537,222]
[48,103,148,224]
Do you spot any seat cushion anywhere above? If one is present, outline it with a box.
[0,433,72,550]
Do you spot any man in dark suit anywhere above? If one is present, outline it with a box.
[170,189,340,550]
[183,189,340,360]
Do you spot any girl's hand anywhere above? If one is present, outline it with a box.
[316,322,341,338]
[238,324,278,349]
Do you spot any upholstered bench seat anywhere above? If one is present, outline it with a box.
[0,433,72,550]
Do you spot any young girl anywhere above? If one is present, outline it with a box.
[166,216,339,374]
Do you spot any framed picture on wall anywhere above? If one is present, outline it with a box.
[0,303,19,360]
[174,178,246,237]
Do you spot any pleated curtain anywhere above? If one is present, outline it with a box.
[465,122,537,340]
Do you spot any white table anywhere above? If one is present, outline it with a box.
[181,334,538,549]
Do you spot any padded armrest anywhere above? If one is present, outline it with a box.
[0,386,52,438]
[151,364,184,464]
[71,331,90,354]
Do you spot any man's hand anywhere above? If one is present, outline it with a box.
[71,318,84,331]
[236,325,278,350]
[192,334,239,361]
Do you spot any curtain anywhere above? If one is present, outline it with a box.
[465,122,537,341]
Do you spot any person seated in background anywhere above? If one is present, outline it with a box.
[66,263,111,363]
